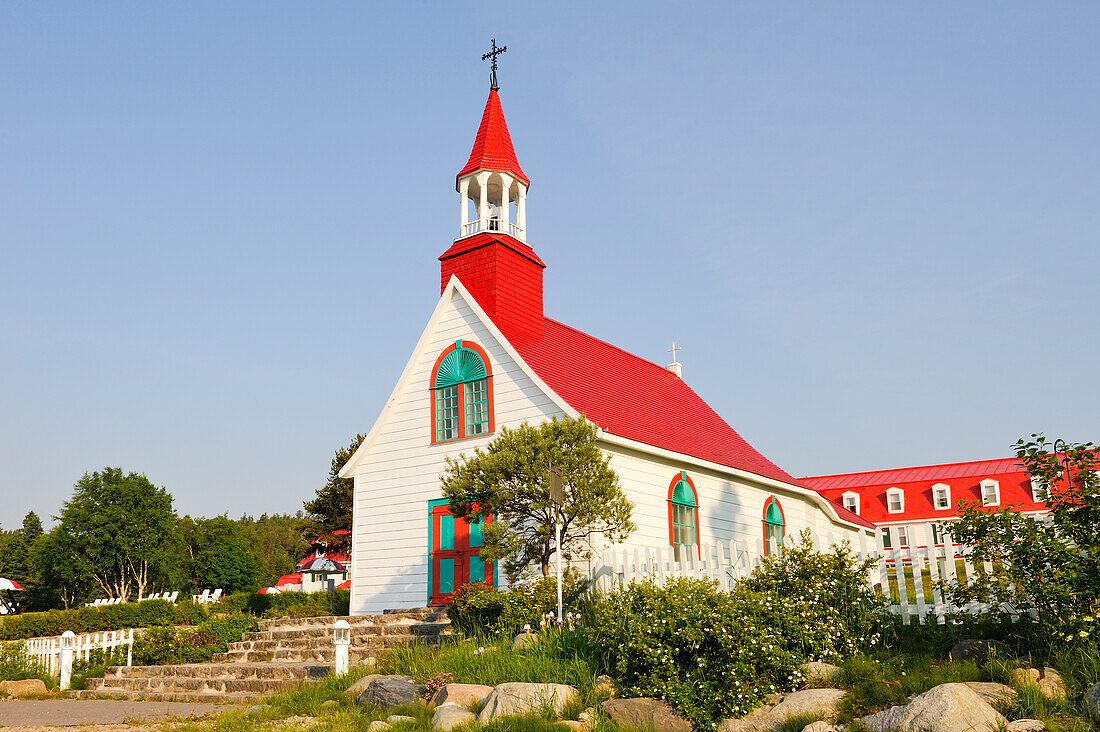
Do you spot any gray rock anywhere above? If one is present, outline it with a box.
[321,699,338,708]
[861,683,1006,732]
[720,689,846,732]
[1086,681,1100,723]
[367,722,392,732]
[478,682,578,723]
[432,705,477,731]
[513,631,539,650]
[387,715,417,724]
[594,674,616,698]
[802,723,835,732]
[358,675,427,710]
[347,673,384,698]
[802,661,842,685]
[1011,667,1066,701]
[963,681,1017,706]
[1005,720,1045,732]
[245,704,271,715]
[429,682,494,708]
[600,698,692,732]
[950,639,1003,663]
[0,679,49,698]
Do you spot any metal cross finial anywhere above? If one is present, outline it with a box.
[668,341,682,364]
[482,38,507,91]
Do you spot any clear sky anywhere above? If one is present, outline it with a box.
[2,3,1098,529]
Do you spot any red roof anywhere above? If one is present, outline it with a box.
[336,579,351,590]
[457,90,529,187]
[275,573,302,587]
[802,457,1047,524]
[511,318,800,487]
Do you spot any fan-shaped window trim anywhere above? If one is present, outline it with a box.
[763,495,785,555]
[667,471,700,557]
[430,340,495,444]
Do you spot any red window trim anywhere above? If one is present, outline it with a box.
[666,471,701,558]
[762,495,786,556]
[429,340,496,445]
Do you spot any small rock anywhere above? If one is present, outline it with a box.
[963,682,1018,706]
[578,707,595,725]
[321,699,338,708]
[0,679,49,698]
[720,689,846,732]
[802,661,842,685]
[513,631,539,650]
[245,704,271,715]
[430,682,494,708]
[950,638,1003,663]
[387,715,416,724]
[1011,667,1066,701]
[432,705,477,731]
[479,682,579,723]
[367,722,392,732]
[594,674,616,698]
[1006,720,1045,732]
[1085,682,1100,724]
[560,722,588,731]
[601,698,692,732]
[802,722,832,732]
[358,675,426,710]
[861,683,1005,732]
[347,673,384,698]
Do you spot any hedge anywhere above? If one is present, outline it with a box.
[0,600,208,641]
[222,589,350,618]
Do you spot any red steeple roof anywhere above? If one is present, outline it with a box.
[457,90,529,187]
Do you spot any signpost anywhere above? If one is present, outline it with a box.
[549,465,564,625]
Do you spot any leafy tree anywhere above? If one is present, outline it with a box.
[441,417,635,579]
[304,433,365,532]
[30,526,95,609]
[237,514,311,587]
[56,468,177,600]
[944,434,1098,637]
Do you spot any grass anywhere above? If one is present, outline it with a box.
[779,711,827,732]
[834,655,983,722]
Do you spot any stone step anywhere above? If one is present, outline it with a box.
[256,610,447,632]
[86,676,302,695]
[68,689,259,703]
[101,663,324,680]
[228,634,436,654]
[242,621,450,642]
[214,645,421,664]
[68,662,331,702]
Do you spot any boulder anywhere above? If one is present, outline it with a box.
[358,675,427,710]
[802,662,842,685]
[0,679,49,698]
[950,639,1003,663]
[594,674,616,699]
[1085,681,1100,724]
[802,722,834,732]
[367,723,391,732]
[861,683,1006,732]
[432,704,477,731]
[963,681,1017,706]
[347,674,384,698]
[429,682,494,708]
[1011,667,1066,701]
[513,631,539,650]
[719,689,846,732]
[1005,720,1045,732]
[387,715,417,724]
[560,722,588,731]
[478,682,578,723]
[600,698,692,732]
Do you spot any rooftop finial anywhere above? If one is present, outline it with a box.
[667,342,683,379]
[482,38,507,91]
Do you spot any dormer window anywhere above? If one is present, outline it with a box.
[980,479,1000,506]
[1029,477,1048,502]
[842,492,860,515]
[886,488,904,514]
[431,340,494,443]
[932,483,951,510]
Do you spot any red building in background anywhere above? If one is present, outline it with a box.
[803,457,1049,550]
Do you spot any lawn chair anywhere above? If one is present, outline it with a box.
[209,589,223,603]
[195,589,211,604]
[167,591,179,603]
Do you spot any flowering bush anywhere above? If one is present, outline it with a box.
[422,671,454,701]
[447,573,587,637]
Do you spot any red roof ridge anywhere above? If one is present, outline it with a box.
[802,455,1025,482]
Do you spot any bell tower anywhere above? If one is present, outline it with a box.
[440,42,544,342]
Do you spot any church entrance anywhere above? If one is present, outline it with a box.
[427,500,494,605]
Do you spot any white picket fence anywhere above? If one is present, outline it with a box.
[588,523,1016,625]
[23,629,135,674]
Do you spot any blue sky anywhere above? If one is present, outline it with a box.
[2,3,1098,528]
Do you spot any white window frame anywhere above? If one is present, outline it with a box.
[1029,477,1048,503]
[842,491,860,515]
[980,478,1001,506]
[895,525,910,548]
[886,487,905,514]
[932,483,951,510]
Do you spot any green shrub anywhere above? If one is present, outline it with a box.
[241,589,349,618]
[0,641,53,686]
[69,645,129,690]
[449,574,587,637]
[131,613,257,665]
[0,599,208,641]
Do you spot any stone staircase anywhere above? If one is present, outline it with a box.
[70,607,450,702]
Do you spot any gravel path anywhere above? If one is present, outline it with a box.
[0,699,232,728]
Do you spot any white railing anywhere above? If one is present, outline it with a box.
[588,523,1018,625]
[23,629,135,674]
[461,219,524,239]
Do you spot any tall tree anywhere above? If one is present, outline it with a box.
[57,468,177,600]
[442,417,635,579]
[304,434,365,532]
[30,527,95,609]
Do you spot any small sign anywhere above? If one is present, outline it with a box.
[549,465,564,506]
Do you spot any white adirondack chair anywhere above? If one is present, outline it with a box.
[209,589,223,603]
[167,591,179,603]
[195,589,211,604]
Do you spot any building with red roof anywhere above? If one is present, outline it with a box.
[339,65,875,614]
[802,457,1049,550]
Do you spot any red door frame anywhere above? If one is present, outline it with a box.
[428,500,494,605]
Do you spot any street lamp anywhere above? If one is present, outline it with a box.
[333,620,350,675]
[59,631,76,690]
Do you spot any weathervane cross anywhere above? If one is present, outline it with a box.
[482,38,507,90]
[668,341,682,364]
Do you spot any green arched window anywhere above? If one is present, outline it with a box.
[763,496,785,555]
[432,340,493,442]
[668,471,698,548]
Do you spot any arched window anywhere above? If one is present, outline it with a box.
[430,340,494,443]
[667,471,699,552]
[763,496,785,555]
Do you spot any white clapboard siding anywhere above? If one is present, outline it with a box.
[23,629,135,674]
[589,523,1017,625]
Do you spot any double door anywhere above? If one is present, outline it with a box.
[428,502,494,605]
